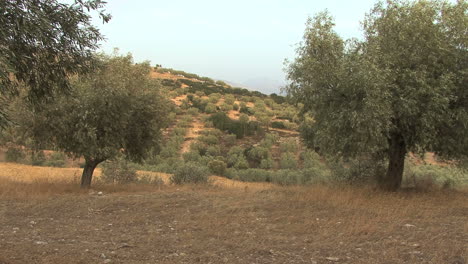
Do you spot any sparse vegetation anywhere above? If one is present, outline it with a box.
[170,162,209,184]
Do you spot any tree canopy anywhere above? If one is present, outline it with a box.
[0,0,110,125]
[285,0,467,190]
[28,54,170,187]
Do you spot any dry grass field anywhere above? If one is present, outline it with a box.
[0,163,467,264]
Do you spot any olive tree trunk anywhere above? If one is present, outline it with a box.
[381,132,407,191]
[81,158,103,188]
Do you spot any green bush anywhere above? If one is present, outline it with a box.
[101,157,138,184]
[403,163,468,189]
[183,150,202,163]
[224,95,235,105]
[190,141,208,156]
[302,150,324,169]
[280,152,298,169]
[226,146,249,169]
[260,157,275,169]
[206,145,221,156]
[270,170,306,185]
[235,168,272,182]
[30,150,46,166]
[208,160,227,175]
[5,147,25,163]
[205,103,217,113]
[279,138,299,153]
[247,146,270,167]
[198,135,219,145]
[171,162,209,184]
[209,112,261,139]
[233,155,249,170]
[271,121,286,129]
[187,107,199,116]
[172,127,187,137]
[261,133,279,148]
[44,152,67,167]
[138,173,165,186]
[330,157,386,185]
[209,93,221,104]
[224,134,237,146]
[220,103,233,112]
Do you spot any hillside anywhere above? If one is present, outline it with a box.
[0,66,465,189]
[143,67,466,188]
[0,67,466,264]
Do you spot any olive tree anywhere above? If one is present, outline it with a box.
[30,54,170,187]
[285,0,467,190]
[0,0,110,125]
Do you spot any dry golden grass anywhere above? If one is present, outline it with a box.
[0,163,171,199]
[0,163,466,263]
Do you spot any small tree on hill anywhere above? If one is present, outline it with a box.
[285,1,467,191]
[30,54,170,187]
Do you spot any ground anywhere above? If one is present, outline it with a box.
[0,164,467,264]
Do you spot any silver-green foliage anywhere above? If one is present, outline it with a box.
[286,1,467,190]
[101,156,138,184]
[28,54,170,187]
[171,162,209,184]
[0,0,110,126]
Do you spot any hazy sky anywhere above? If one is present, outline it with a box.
[93,0,378,92]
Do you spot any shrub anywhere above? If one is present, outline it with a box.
[330,157,386,185]
[280,152,298,169]
[233,155,249,170]
[172,127,187,137]
[246,146,270,167]
[206,145,221,156]
[260,157,275,169]
[220,103,233,112]
[187,107,199,116]
[208,160,227,175]
[198,135,219,145]
[101,157,138,184]
[30,150,46,166]
[205,103,217,113]
[44,152,67,167]
[302,150,324,169]
[261,133,279,148]
[233,103,239,111]
[171,162,209,184]
[224,94,235,105]
[209,93,221,103]
[224,134,237,147]
[5,147,25,163]
[227,146,246,166]
[190,141,208,156]
[270,170,306,185]
[403,163,467,189]
[271,121,286,129]
[183,150,202,163]
[279,138,299,153]
[235,168,272,182]
[240,105,254,115]
[138,173,165,186]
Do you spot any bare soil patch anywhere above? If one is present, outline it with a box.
[180,118,205,154]
[0,181,466,264]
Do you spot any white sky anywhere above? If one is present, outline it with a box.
[92,0,379,92]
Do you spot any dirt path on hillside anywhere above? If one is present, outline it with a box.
[171,94,187,106]
[180,118,204,154]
